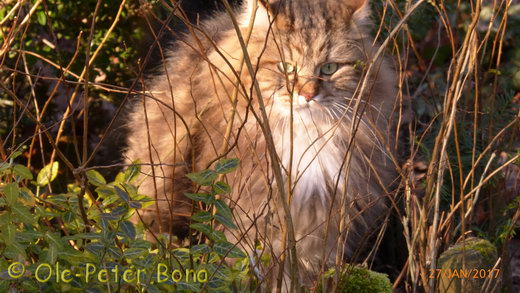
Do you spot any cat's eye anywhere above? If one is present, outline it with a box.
[320,63,339,76]
[277,62,296,74]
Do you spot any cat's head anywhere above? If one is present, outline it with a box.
[239,0,379,120]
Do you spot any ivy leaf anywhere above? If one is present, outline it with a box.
[215,200,233,219]
[213,181,231,194]
[114,186,130,202]
[86,242,105,257]
[3,241,26,259]
[16,230,43,242]
[190,244,211,255]
[37,161,59,186]
[206,277,229,290]
[108,247,123,258]
[10,150,22,160]
[86,170,106,186]
[46,244,58,264]
[186,170,217,186]
[3,224,16,244]
[13,165,33,180]
[215,213,237,229]
[209,230,227,242]
[177,282,201,291]
[184,193,214,204]
[124,248,148,259]
[63,211,75,222]
[173,248,191,259]
[0,162,10,172]
[129,201,142,209]
[3,183,19,205]
[11,204,35,225]
[120,221,136,240]
[215,158,239,174]
[36,11,46,25]
[189,223,212,236]
[45,232,64,250]
[191,211,213,222]
[213,241,246,258]
[124,163,140,183]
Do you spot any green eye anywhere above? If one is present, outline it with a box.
[277,62,296,74]
[320,63,339,75]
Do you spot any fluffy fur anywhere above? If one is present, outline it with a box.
[125,0,401,289]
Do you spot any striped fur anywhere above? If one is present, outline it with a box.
[125,0,401,290]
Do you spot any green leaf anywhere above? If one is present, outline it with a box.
[190,244,211,255]
[36,11,46,25]
[86,170,106,186]
[206,277,229,290]
[0,212,10,226]
[124,163,140,183]
[3,241,26,259]
[3,224,16,244]
[86,242,105,256]
[173,248,191,259]
[215,158,239,174]
[214,199,237,228]
[114,186,130,202]
[46,245,58,264]
[177,282,201,291]
[184,193,214,204]
[0,162,10,173]
[120,220,136,240]
[58,247,86,263]
[10,150,22,160]
[213,241,246,258]
[37,161,59,186]
[191,211,213,222]
[108,247,123,258]
[215,213,237,229]
[16,230,43,242]
[13,165,33,180]
[63,211,75,222]
[124,247,147,259]
[209,230,227,242]
[3,183,19,205]
[63,233,102,240]
[45,232,64,249]
[11,204,35,225]
[95,186,114,198]
[190,223,212,236]
[129,201,142,209]
[215,199,233,219]
[186,170,217,186]
[213,181,231,194]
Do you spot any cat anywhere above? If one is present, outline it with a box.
[125,0,401,290]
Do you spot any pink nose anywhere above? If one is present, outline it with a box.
[301,92,315,102]
[298,80,319,102]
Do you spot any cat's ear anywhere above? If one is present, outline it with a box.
[345,0,371,25]
[240,0,282,29]
[346,0,369,12]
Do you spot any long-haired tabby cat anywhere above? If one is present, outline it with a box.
[125,0,401,289]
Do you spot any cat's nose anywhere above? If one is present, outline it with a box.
[301,92,315,102]
[298,81,319,102]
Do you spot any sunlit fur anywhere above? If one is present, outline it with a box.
[125,0,401,289]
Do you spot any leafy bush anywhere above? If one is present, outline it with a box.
[0,155,250,292]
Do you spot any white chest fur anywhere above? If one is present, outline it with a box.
[275,118,345,207]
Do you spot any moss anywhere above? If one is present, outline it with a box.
[438,237,498,268]
[437,237,500,293]
[318,265,392,293]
